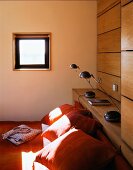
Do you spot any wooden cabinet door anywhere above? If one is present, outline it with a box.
[97,53,120,76]
[121,2,133,50]
[98,4,120,34]
[98,28,121,52]
[121,96,133,150]
[121,52,133,99]
[97,72,121,101]
[97,0,120,15]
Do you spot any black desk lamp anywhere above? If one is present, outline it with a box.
[70,63,121,122]
[70,64,95,98]
[70,64,80,69]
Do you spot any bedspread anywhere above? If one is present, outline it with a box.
[0,121,43,170]
[0,121,132,170]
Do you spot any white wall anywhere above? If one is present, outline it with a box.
[0,1,97,121]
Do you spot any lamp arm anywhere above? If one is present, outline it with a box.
[86,79,95,90]
[91,74,99,84]
[91,74,120,111]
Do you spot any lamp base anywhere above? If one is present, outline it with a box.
[104,111,121,122]
[84,91,95,98]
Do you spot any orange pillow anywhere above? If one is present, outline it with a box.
[41,114,71,141]
[41,104,75,125]
[41,103,92,125]
[35,128,115,170]
[67,110,101,135]
[41,110,101,141]
[74,101,84,109]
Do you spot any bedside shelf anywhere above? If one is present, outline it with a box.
[73,88,121,148]
[73,88,133,166]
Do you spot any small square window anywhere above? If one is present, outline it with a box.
[13,33,51,70]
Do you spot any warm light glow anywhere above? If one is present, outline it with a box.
[33,162,49,170]
[49,107,63,123]
[22,151,49,170]
[22,151,36,170]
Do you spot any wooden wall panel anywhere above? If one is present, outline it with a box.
[98,4,120,34]
[98,28,121,52]
[97,0,120,15]
[121,1,133,167]
[121,142,133,167]
[121,0,132,6]
[121,2,133,50]
[97,72,121,101]
[97,0,133,167]
[97,53,120,76]
[121,52,133,99]
[121,96,133,149]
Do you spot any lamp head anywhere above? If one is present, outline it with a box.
[79,71,92,79]
[70,64,79,69]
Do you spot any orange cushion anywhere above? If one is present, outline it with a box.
[74,101,84,109]
[41,110,101,141]
[41,104,75,125]
[35,128,115,170]
[41,114,71,141]
[41,103,92,125]
[97,130,132,170]
[66,110,101,135]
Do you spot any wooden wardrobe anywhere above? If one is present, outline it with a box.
[121,0,133,166]
[97,0,133,167]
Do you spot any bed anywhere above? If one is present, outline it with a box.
[0,121,43,170]
[0,104,132,170]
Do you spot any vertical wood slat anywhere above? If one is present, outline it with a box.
[121,52,133,100]
[121,96,133,150]
[97,72,121,101]
[121,1,133,167]
[121,142,133,167]
[121,2,133,51]
[97,53,120,76]
[98,4,120,34]
[98,28,121,52]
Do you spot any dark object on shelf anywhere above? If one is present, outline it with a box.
[88,99,111,106]
[84,91,95,98]
[104,111,121,122]
[69,63,120,112]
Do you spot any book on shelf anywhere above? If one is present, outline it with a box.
[88,99,111,106]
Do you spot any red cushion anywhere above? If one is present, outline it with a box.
[97,130,132,170]
[96,129,115,149]
[66,110,101,135]
[41,110,101,141]
[41,114,71,141]
[41,103,92,125]
[41,104,75,125]
[114,154,132,170]
[74,101,84,109]
[35,128,115,170]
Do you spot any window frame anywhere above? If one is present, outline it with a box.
[13,33,51,70]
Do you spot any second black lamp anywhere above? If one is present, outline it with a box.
[70,64,95,98]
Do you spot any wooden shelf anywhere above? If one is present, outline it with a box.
[73,88,121,148]
[73,88,133,167]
